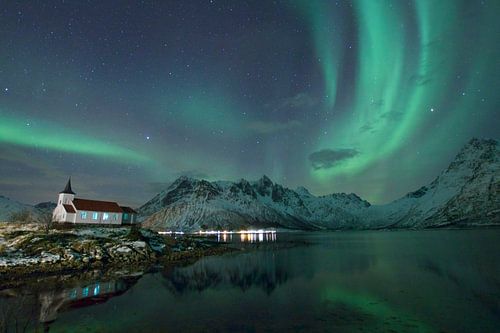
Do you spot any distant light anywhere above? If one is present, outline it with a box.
[430,108,434,112]
[193,229,276,235]
[158,231,185,235]
[4,88,8,92]
[158,230,277,236]
[146,136,150,140]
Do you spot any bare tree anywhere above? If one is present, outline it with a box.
[36,212,55,234]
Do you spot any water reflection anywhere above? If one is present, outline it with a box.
[162,250,292,294]
[1,230,500,333]
[216,231,277,243]
[0,274,140,331]
[417,257,500,320]
[39,279,137,323]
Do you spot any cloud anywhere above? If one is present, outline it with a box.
[380,110,403,121]
[247,119,302,134]
[359,123,375,133]
[309,148,359,170]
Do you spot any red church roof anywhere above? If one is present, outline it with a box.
[73,198,124,213]
[63,204,76,213]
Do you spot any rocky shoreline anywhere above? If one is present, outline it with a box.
[0,223,235,284]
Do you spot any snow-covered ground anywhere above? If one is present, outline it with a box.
[0,223,166,271]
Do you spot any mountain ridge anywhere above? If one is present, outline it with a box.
[140,138,499,231]
[1,138,498,230]
[0,196,56,221]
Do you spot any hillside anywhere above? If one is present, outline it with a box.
[361,138,499,228]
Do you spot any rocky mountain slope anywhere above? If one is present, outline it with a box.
[141,138,499,231]
[139,175,371,232]
[361,138,499,228]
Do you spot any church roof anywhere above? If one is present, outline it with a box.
[63,204,76,213]
[73,198,123,213]
[60,178,76,195]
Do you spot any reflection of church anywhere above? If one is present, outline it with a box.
[39,278,139,324]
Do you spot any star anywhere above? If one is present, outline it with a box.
[0,0,496,209]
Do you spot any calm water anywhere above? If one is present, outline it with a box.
[1,229,500,332]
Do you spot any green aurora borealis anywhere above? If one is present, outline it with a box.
[0,0,498,205]
[0,112,148,162]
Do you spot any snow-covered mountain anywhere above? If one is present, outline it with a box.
[361,138,499,228]
[141,138,499,231]
[0,196,57,222]
[0,195,36,221]
[139,175,370,232]
[1,138,496,230]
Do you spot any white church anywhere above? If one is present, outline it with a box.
[52,178,139,225]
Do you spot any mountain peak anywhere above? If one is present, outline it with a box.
[258,175,273,185]
[446,137,498,173]
[254,175,274,196]
[466,137,497,148]
[459,138,497,157]
[169,175,197,188]
[174,175,195,182]
[296,186,312,197]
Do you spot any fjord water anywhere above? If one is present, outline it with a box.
[4,230,500,333]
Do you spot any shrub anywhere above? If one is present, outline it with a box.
[9,210,34,223]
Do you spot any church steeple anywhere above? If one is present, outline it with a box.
[60,177,76,195]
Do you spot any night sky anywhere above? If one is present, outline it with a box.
[0,0,498,207]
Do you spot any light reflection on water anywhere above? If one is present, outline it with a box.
[216,231,277,243]
[1,230,500,333]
